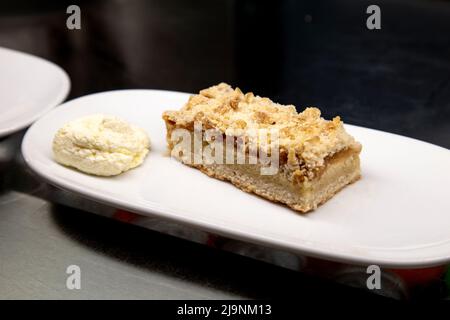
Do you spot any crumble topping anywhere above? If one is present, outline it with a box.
[163,83,361,168]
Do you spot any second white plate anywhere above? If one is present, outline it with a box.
[22,90,450,268]
[0,47,70,138]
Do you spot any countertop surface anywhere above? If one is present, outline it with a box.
[0,133,374,300]
[0,0,449,300]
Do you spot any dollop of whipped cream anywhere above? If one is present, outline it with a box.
[53,114,150,176]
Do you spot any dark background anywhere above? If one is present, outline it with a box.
[0,0,449,301]
[1,0,449,147]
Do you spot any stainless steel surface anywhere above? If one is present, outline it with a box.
[0,191,238,299]
[1,132,367,299]
[0,132,236,299]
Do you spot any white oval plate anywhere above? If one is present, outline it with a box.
[0,47,70,138]
[22,90,450,268]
